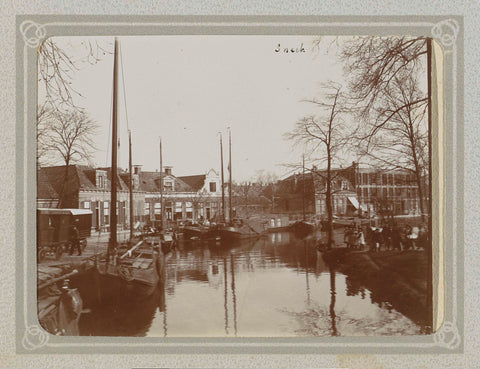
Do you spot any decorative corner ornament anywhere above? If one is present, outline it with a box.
[22,325,49,350]
[20,20,47,48]
[433,321,461,349]
[431,19,460,48]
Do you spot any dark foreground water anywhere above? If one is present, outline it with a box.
[78,232,424,337]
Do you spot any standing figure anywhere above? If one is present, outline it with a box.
[350,229,359,249]
[69,219,81,256]
[382,226,392,250]
[391,226,403,251]
[358,228,366,250]
[344,226,353,248]
[373,228,383,252]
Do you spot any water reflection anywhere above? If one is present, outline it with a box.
[329,264,337,336]
[78,232,426,337]
[223,257,228,335]
[231,253,238,336]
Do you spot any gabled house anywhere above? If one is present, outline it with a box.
[39,165,145,231]
[312,172,358,217]
[140,167,225,224]
[274,168,359,218]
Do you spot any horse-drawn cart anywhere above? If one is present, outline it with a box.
[37,208,92,262]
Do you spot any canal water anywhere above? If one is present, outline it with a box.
[78,232,424,337]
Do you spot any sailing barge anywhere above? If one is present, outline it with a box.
[95,37,160,299]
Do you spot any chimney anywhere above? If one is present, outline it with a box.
[133,165,142,175]
[165,166,172,176]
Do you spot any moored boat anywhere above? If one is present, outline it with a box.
[290,220,316,238]
[37,269,83,335]
[96,241,160,298]
[95,38,160,299]
[217,219,263,242]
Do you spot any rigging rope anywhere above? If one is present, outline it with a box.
[119,42,130,133]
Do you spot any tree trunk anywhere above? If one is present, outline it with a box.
[414,170,425,221]
[58,160,70,208]
[326,151,334,249]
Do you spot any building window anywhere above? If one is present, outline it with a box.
[96,172,107,189]
[154,202,161,214]
[186,202,193,218]
[83,201,90,209]
[209,182,217,192]
[164,181,173,191]
[145,202,150,215]
[341,181,349,190]
[174,202,183,220]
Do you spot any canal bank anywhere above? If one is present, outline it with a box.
[322,248,430,332]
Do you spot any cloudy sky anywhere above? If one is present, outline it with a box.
[41,35,354,181]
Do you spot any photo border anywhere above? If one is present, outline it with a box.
[15,15,464,354]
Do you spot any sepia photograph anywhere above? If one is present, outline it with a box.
[36,34,433,338]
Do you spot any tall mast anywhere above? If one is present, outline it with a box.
[159,137,164,229]
[302,154,306,221]
[228,128,233,223]
[110,37,119,250]
[219,133,225,223]
[129,130,133,241]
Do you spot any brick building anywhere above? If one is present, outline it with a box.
[38,164,227,231]
[39,165,145,231]
[275,163,426,219]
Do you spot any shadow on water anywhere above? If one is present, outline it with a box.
[71,265,167,337]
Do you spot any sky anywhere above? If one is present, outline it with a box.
[39,35,424,182]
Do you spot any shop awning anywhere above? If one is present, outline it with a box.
[347,196,359,209]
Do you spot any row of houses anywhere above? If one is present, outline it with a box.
[38,162,427,230]
[38,164,227,231]
[274,162,427,218]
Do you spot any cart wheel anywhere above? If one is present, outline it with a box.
[55,245,64,260]
[38,249,47,263]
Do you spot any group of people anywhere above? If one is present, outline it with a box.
[343,225,366,250]
[344,223,428,252]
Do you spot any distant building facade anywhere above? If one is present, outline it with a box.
[348,164,424,216]
[38,164,228,230]
[275,163,426,219]
[39,165,145,231]
[140,167,225,225]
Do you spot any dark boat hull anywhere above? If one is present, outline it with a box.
[290,220,316,238]
[218,226,261,242]
[95,249,160,300]
[183,226,219,241]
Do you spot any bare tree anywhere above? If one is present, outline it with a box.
[286,84,352,249]
[341,36,427,122]
[44,109,99,207]
[36,102,55,165]
[37,38,111,164]
[233,181,254,219]
[359,71,428,215]
[254,170,278,212]
[341,36,429,218]
[38,38,111,112]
